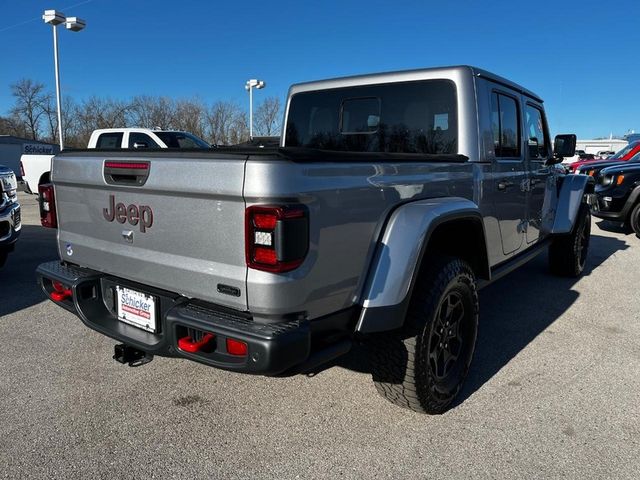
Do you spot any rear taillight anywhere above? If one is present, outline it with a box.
[226,338,248,356]
[245,205,309,273]
[20,161,25,178]
[38,183,57,228]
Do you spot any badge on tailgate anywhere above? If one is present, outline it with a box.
[103,194,154,232]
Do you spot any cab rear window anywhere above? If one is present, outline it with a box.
[285,80,457,154]
[96,132,123,149]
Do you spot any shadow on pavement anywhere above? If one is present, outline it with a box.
[0,225,58,317]
[595,219,635,236]
[332,234,628,406]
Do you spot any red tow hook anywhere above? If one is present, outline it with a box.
[178,333,215,353]
[50,281,72,302]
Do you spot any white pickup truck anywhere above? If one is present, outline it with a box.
[21,128,210,195]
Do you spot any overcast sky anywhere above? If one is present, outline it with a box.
[0,0,638,139]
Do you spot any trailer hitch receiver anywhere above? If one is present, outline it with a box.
[113,344,154,367]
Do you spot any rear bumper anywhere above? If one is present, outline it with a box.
[36,261,354,376]
[0,203,21,246]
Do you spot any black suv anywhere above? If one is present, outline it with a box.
[593,162,640,237]
[577,151,640,181]
[0,165,20,267]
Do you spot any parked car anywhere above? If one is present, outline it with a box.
[87,128,211,149]
[561,149,586,167]
[592,162,640,237]
[36,66,593,414]
[596,150,615,159]
[569,141,640,172]
[21,128,211,196]
[0,165,20,267]
[576,151,640,180]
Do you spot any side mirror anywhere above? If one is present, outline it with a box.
[553,134,576,159]
[133,142,148,149]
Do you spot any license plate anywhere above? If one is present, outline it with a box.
[115,286,157,333]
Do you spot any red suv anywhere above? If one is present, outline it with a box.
[569,141,640,172]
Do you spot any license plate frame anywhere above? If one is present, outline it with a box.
[115,286,157,333]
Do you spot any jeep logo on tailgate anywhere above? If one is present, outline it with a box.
[103,194,153,232]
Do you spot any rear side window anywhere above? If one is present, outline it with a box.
[154,132,210,148]
[525,104,549,158]
[285,80,457,154]
[96,132,123,149]
[129,132,160,148]
[491,92,520,158]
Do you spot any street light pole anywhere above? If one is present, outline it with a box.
[51,24,64,150]
[249,84,253,139]
[43,10,85,150]
[245,79,265,140]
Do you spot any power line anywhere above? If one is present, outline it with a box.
[0,0,95,34]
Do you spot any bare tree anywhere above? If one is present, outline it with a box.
[230,111,250,144]
[205,101,244,145]
[73,96,132,145]
[254,96,282,136]
[3,78,257,146]
[40,93,59,143]
[10,79,47,140]
[173,99,206,139]
[130,95,175,129]
[0,114,28,138]
[60,97,84,147]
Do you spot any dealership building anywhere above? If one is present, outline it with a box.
[575,138,628,155]
[0,135,60,179]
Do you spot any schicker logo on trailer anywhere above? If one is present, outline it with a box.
[103,194,153,232]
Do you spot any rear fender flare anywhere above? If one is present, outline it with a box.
[356,197,487,333]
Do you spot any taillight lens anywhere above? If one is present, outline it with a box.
[38,183,57,228]
[245,205,308,273]
[226,338,248,356]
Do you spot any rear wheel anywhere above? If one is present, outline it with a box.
[367,256,478,414]
[549,203,591,277]
[629,203,640,239]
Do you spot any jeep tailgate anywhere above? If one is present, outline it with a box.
[52,151,248,310]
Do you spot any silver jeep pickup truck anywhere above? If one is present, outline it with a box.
[37,66,594,413]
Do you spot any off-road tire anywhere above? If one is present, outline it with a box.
[629,203,640,239]
[549,203,591,277]
[367,256,479,414]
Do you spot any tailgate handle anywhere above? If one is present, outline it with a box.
[104,161,150,186]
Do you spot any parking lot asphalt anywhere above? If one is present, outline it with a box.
[0,192,639,479]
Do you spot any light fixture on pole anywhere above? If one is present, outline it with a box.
[43,9,86,150]
[245,79,265,139]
